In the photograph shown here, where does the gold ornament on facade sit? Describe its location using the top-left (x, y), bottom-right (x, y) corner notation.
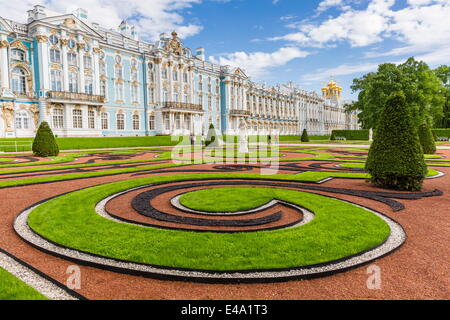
top-left (116, 78), bottom-right (124, 84)
top-left (36, 35), bottom-right (48, 43)
top-left (63, 18), bottom-right (77, 29)
top-left (100, 75), bottom-right (107, 81)
top-left (153, 58), bottom-right (162, 64)
top-left (93, 47), bottom-right (101, 54)
top-left (0, 40), bottom-right (9, 48)
top-left (11, 39), bottom-right (27, 50)
top-left (167, 61), bottom-right (173, 67)
top-left (68, 66), bottom-right (78, 73)
top-left (77, 43), bottom-right (85, 50)
top-left (51, 64), bottom-right (61, 70)
top-left (85, 69), bottom-right (92, 75)
top-left (131, 80), bottom-right (139, 86)
top-left (165, 31), bottom-right (183, 56)
top-left (60, 39), bottom-right (68, 46)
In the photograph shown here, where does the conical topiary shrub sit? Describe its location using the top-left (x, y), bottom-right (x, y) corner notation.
top-left (418, 123), bottom-right (436, 154)
top-left (365, 92), bottom-right (427, 191)
top-left (300, 129), bottom-right (309, 142)
top-left (330, 131), bottom-right (336, 141)
top-left (205, 123), bottom-right (222, 147)
top-left (32, 121), bottom-right (59, 157)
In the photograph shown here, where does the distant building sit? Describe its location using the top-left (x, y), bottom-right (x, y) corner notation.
top-left (0, 5), bottom-right (359, 138)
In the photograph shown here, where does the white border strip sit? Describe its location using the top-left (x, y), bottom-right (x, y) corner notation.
top-left (0, 251), bottom-right (78, 300)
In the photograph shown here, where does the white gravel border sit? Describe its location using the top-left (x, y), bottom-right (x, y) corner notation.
top-left (14, 192), bottom-right (406, 282)
top-left (0, 250), bottom-right (78, 300)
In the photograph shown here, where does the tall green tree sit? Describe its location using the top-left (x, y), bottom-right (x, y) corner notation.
top-left (348, 58), bottom-right (446, 129)
top-left (433, 65), bottom-right (450, 128)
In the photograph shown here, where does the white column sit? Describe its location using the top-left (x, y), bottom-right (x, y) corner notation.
top-left (79, 48), bottom-right (85, 93)
top-left (93, 49), bottom-right (100, 95)
top-left (61, 42), bottom-right (69, 92)
top-left (36, 36), bottom-right (50, 91)
top-left (0, 35), bottom-right (10, 90)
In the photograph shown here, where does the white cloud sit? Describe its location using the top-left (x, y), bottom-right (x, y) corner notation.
top-left (317, 0), bottom-right (344, 13)
top-left (270, 0), bottom-right (450, 64)
top-left (271, 0), bottom-right (395, 47)
top-left (0, 0), bottom-right (204, 40)
top-left (209, 47), bottom-right (310, 78)
top-left (300, 62), bottom-right (379, 82)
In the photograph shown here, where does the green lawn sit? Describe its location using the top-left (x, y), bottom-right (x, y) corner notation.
top-left (28, 173), bottom-right (390, 271)
top-left (0, 268), bottom-right (48, 300)
top-left (180, 187), bottom-right (274, 212)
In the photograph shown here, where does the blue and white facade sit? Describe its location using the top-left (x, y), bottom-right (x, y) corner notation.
top-left (0, 5), bottom-right (358, 138)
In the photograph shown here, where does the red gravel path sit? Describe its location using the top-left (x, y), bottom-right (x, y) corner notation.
top-left (0, 149), bottom-right (448, 300)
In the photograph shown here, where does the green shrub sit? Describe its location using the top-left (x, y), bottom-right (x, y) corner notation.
top-left (331, 129), bottom-right (370, 140)
top-left (300, 129), bottom-right (309, 142)
top-left (330, 131), bottom-right (336, 141)
top-left (205, 123), bottom-right (220, 147)
top-left (432, 128), bottom-right (450, 139)
top-left (418, 123), bottom-right (436, 154)
top-left (365, 92), bottom-right (427, 191)
top-left (32, 121), bottom-right (59, 157)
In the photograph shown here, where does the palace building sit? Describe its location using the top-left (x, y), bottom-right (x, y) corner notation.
top-left (0, 5), bottom-right (359, 138)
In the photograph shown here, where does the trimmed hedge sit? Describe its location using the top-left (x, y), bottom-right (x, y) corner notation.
top-left (365, 92), bottom-right (427, 191)
top-left (32, 121), bottom-right (59, 157)
top-left (418, 123), bottom-right (436, 154)
top-left (300, 129), bottom-right (310, 142)
top-left (432, 129), bottom-right (450, 139)
top-left (332, 128), bottom-right (450, 141)
top-left (330, 129), bottom-right (370, 140)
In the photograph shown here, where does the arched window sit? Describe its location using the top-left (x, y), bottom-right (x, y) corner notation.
top-left (115, 83), bottom-right (124, 101)
top-left (132, 114), bottom-right (140, 130)
top-left (11, 49), bottom-right (25, 61)
top-left (116, 113), bottom-right (125, 130)
top-left (50, 69), bottom-right (62, 91)
top-left (131, 85), bottom-right (139, 103)
top-left (68, 72), bottom-right (78, 93)
top-left (84, 75), bottom-right (93, 95)
top-left (15, 110), bottom-right (30, 129)
top-left (53, 108), bottom-right (64, 129)
top-left (115, 65), bottom-right (123, 79)
top-left (173, 90), bottom-right (179, 102)
top-left (163, 88), bottom-right (168, 102)
top-left (131, 69), bottom-right (138, 82)
top-left (101, 112), bottom-right (109, 130)
top-left (67, 52), bottom-right (77, 66)
top-left (50, 49), bottom-right (61, 63)
top-left (88, 109), bottom-right (95, 129)
top-left (72, 109), bottom-right (83, 129)
top-left (148, 114), bottom-right (155, 130)
top-left (162, 67), bottom-right (168, 79)
top-left (99, 61), bottom-right (106, 75)
top-left (11, 67), bottom-right (27, 94)
top-left (172, 69), bottom-right (178, 81)
top-left (83, 55), bottom-right (92, 69)
top-left (148, 71), bottom-right (154, 83)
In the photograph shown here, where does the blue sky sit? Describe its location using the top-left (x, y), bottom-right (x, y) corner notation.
top-left (3, 0), bottom-right (449, 99)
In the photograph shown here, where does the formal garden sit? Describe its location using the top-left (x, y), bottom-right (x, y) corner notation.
top-left (1, 58), bottom-right (449, 300)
